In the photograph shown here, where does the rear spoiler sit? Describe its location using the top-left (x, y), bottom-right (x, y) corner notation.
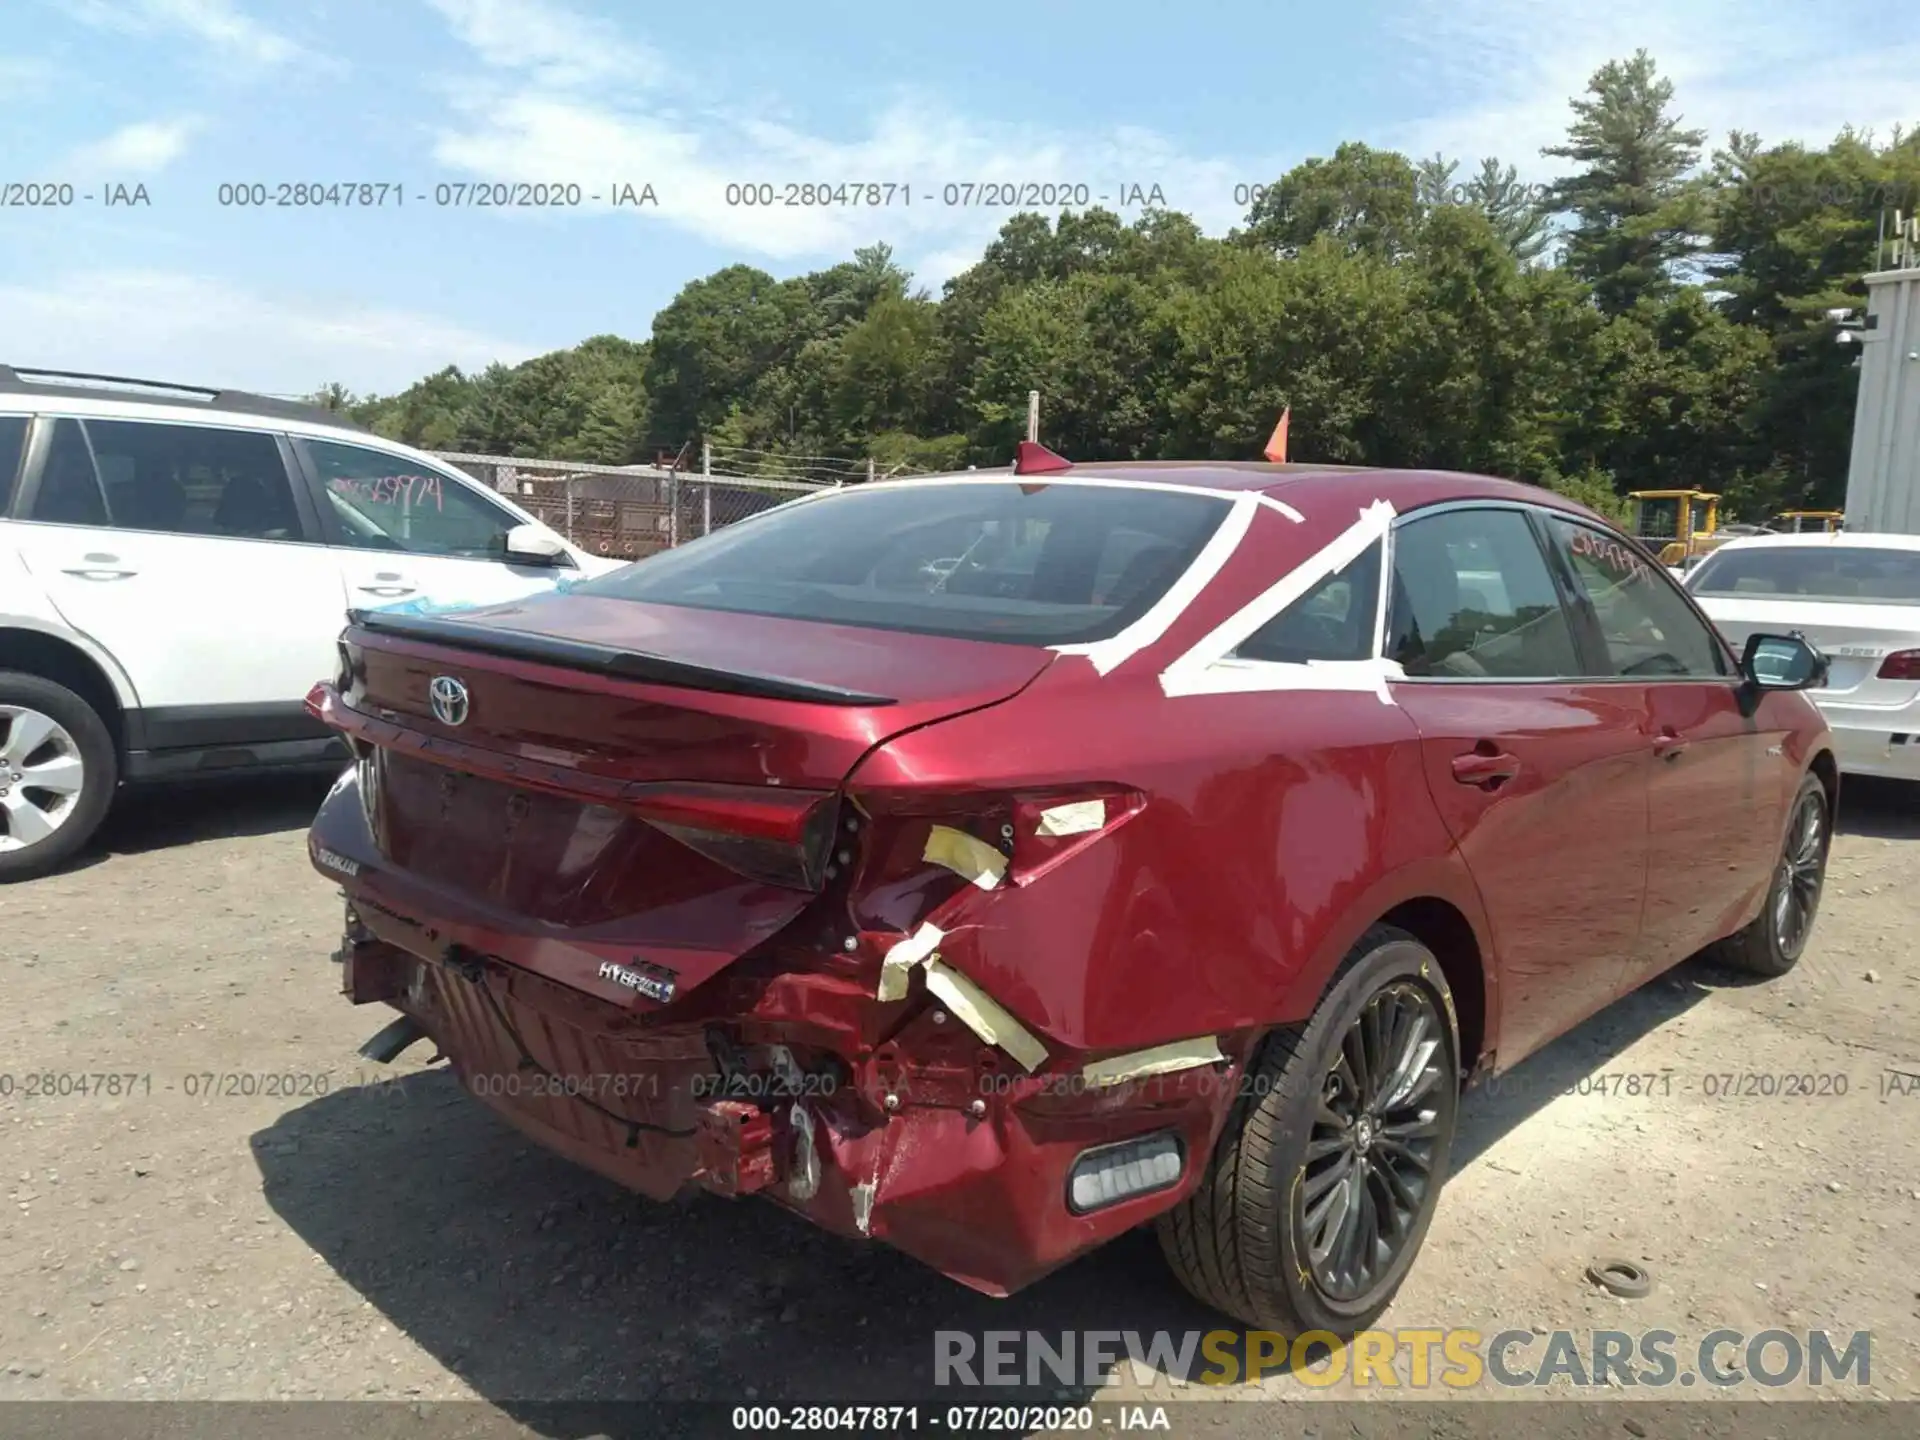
top-left (347, 609), bottom-right (897, 707)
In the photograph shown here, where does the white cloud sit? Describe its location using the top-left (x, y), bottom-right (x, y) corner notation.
top-left (0, 271), bottom-right (538, 395)
top-left (1387, 0), bottom-right (1919, 181)
top-left (65, 0), bottom-right (299, 67)
top-left (65, 117), bottom-right (202, 174)
top-left (423, 0), bottom-right (1262, 280)
top-left (425, 0), bottom-right (663, 87)
top-left (0, 56), bottom-right (55, 99)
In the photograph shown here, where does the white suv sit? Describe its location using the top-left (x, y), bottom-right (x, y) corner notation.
top-left (0, 365), bottom-right (621, 881)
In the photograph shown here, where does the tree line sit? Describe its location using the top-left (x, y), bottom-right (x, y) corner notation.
top-left (332, 52), bottom-right (1920, 523)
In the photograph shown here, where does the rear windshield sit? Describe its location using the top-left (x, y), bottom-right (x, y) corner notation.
top-left (575, 480), bottom-right (1232, 645)
top-left (1688, 545), bottom-right (1920, 605)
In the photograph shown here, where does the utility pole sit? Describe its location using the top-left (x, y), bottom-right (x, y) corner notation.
top-left (701, 439), bottom-right (712, 536)
top-left (867, 456), bottom-right (875, 485)
top-left (1026, 390), bottom-right (1040, 442)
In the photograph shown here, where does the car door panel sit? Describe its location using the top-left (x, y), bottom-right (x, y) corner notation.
top-left (1639, 682), bottom-right (1779, 966)
top-left (1541, 512), bottom-right (1783, 979)
top-left (9, 417), bottom-right (346, 713)
top-left (1393, 682), bottom-right (1652, 1064)
top-left (1383, 505), bottom-right (1652, 1068)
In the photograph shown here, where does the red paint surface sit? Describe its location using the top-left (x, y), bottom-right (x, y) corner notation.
top-left (307, 464), bottom-right (1832, 1297)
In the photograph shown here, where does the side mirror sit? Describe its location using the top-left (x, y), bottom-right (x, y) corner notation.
top-left (504, 523), bottom-right (572, 567)
top-left (1740, 632), bottom-right (1828, 691)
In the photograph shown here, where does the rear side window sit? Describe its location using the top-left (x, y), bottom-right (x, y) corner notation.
top-left (576, 481), bottom-right (1232, 645)
top-left (30, 418), bottom-right (302, 539)
top-left (86, 420), bottom-right (303, 539)
top-left (32, 419), bottom-right (109, 526)
top-left (0, 416), bottom-right (26, 514)
top-left (1387, 508), bottom-right (1580, 679)
top-left (1235, 541), bottom-right (1382, 663)
top-left (1688, 544), bottom-right (1920, 605)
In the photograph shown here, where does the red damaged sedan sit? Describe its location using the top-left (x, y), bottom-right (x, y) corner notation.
top-left (305, 452), bottom-right (1835, 1334)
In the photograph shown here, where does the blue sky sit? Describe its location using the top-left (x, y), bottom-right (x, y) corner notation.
top-left (1, 0), bottom-right (1912, 397)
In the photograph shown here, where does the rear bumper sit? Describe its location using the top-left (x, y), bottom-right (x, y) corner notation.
top-left (312, 786), bottom-right (1243, 1298)
top-left (1823, 716), bottom-right (1920, 783)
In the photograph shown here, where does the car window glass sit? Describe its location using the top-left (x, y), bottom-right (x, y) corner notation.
top-left (575, 481), bottom-right (1231, 646)
top-left (1688, 544), bottom-right (1920, 605)
top-left (30, 418), bottom-right (110, 527)
top-left (1387, 509), bottom-right (1580, 679)
top-left (1547, 515), bottom-right (1726, 677)
top-left (1235, 540), bottom-right (1382, 663)
top-left (0, 416), bottom-right (26, 514)
top-left (76, 420), bottom-right (302, 540)
top-left (310, 441), bottom-right (515, 559)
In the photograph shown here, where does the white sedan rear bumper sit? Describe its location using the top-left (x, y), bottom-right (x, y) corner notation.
top-left (1824, 713), bottom-right (1920, 783)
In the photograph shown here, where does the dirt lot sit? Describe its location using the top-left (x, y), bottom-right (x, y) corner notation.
top-left (2, 772), bottom-right (1918, 1434)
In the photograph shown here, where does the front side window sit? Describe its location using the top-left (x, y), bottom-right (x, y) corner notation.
top-left (1235, 541), bottom-right (1382, 664)
top-left (576, 481), bottom-right (1232, 646)
top-left (1387, 508), bottom-right (1580, 679)
top-left (1546, 516), bottom-right (1726, 677)
top-left (1688, 544), bottom-right (1920, 606)
top-left (309, 441), bottom-right (517, 560)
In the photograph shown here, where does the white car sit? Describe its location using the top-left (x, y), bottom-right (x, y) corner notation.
top-left (1686, 530), bottom-right (1920, 783)
top-left (0, 365), bottom-right (622, 880)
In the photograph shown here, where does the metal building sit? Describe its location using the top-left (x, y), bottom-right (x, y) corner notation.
top-left (1843, 250), bottom-right (1920, 533)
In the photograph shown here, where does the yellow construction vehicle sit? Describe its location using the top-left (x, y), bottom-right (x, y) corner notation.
top-left (1773, 509), bottom-right (1844, 534)
top-left (1628, 489), bottom-right (1721, 568)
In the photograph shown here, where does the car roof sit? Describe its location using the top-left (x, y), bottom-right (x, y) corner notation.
top-left (1706, 531), bottom-right (1920, 554)
top-left (1006, 460), bottom-right (1602, 521)
top-left (0, 364), bottom-right (367, 435)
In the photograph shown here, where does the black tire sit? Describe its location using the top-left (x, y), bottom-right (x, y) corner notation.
top-left (1711, 771), bottom-right (1829, 978)
top-left (1157, 925), bottom-right (1460, 1333)
top-left (0, 670), bottom-right (117, 883)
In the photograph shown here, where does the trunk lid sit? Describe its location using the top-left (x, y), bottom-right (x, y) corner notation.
top-left (332, 593), bottom-right (1052, 993)
top-left (1700, 596), bottom-right (1920, 701)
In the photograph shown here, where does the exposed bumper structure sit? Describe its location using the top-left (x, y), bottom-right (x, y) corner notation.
top-left (314, 776), bottom-right (1245, 1297)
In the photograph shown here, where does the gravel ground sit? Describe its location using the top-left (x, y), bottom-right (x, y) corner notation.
top-left (1, 772), bottom-right (1917, 1435)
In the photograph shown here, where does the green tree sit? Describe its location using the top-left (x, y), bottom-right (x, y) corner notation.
top-left (643, 265), bottom-right (811, 445)
top-left (1241, 142), bottom-right (1426, 259)
top-left (1544, 50), bottom-right (1707, 313)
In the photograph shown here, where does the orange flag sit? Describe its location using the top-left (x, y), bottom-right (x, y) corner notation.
top-left (1264, 407), bottom-right (1290, 463)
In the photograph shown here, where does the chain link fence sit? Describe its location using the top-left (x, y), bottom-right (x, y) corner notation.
top-left (430, 452), bottom-right (832, 562)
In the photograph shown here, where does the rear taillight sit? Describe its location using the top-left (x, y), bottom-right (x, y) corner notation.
top-left (1878, 650), bottom-right (1920, 680)
top-left (625, 782), bottom-right (839, 891)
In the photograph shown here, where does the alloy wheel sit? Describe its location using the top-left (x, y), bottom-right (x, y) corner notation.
top-left (0, 706), bottom-right (88, 855)
top-left (1300, 980), bottom-right (1449, 1302)
top-left (1772, 789), bottom-right (1826, 961)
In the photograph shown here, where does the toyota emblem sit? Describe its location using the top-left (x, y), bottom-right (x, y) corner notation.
top-left (428, 675), bottom-right (470, 727)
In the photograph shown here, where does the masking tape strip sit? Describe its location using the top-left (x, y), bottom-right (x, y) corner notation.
top-left (1036, 799), bottom-right (1105, 836)
top-left (923, 825), bottom-right (1008, 890)
top-left (1159, 498), bottom-right (1398, 701)
top-left (923, 959), bottom-right (1049, 1073)
top-left (1080, 1036), bottom-right (1227, 1088)
top-left (1052, 493), bottom-right (1261, 676)
top-left (876, 921), bottom-right (944, 1002)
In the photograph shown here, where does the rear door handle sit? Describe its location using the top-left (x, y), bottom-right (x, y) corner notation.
top-left (61, 552), bottom-right (138, 581)
top-left (356, 585), bottom-right (417, 598)
top-left (1451, 749), bottom-right (1520, 789)
top-left (1653, 729), bottom-right (1688, 760)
